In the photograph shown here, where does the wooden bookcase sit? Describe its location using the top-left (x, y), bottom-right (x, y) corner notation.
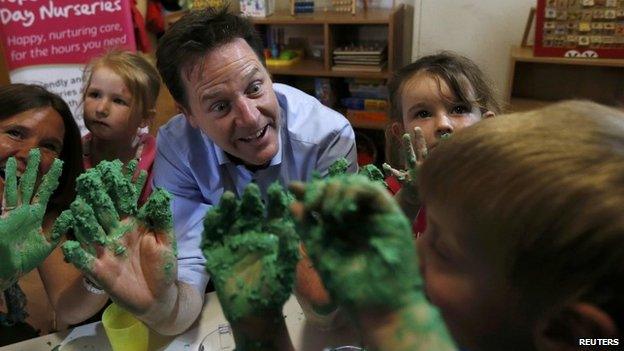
top-left (507, 46), bottom-right (624, 112)
top-left (252, 5), bottom-right (410, 130)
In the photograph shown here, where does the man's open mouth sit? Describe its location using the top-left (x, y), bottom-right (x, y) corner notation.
top-left (239, 125), bottom-right (269, 142)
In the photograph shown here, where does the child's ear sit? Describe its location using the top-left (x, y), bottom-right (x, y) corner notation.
top-left (534, 303), bottom-right (619, 351)
top-left (389, 121), bottom-right (405, 137)
top-left (483, 110), bottom-right (495, 119)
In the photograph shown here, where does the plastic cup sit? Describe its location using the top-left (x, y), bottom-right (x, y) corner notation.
top-left (102, 303), bottom-right (149, 351)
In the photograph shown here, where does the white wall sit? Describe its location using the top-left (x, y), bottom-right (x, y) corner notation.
top-left (410, 0), bottom-right (535, 106)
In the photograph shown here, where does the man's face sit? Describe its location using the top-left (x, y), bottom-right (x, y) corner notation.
top-left (180, 38), bottom-right (280, 166)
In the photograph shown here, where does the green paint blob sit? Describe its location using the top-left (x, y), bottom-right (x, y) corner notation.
top-left (358, 164), bottom-right (386, 184)
top-left (202, 182), bottom-right (299, 323)
top-left (328, 157), bottom-right (349, 177)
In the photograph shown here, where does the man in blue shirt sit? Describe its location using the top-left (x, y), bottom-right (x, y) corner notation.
top-left (132, 7), bottom-right (356, 334)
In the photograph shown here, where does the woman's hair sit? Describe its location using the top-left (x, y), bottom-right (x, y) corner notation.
top-left (388, 51), bottom-right (501, 123)
top-left (420, 100), bottom-right (624, 330)
top-left (0, 84), bottom-right (83, 212)
top-left (83, 50), bottom-right (161, 126)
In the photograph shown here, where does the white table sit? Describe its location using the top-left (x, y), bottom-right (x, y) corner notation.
top-left (0, 292), bottom-right (362, 351)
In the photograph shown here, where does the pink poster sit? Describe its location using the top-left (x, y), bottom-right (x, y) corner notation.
top-left (0, 0), bottom-right (136, 70)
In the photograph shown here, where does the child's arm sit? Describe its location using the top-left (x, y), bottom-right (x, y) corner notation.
top-left (383, 127), bottom-right (428, 221)
top-left (291, 175), bottom-right (455, 351)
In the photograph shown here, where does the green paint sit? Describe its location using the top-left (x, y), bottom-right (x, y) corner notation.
top-left (328, 157), bottom-right (349, 177)
top-left (0, 151), bottom-right (63, 290)
top-left (294, 174), bottom-right (456, 350)
top-left (61, 161), bottom-right (177, 283)
top-left (358, 164), bottom-right (386, 184)
top-left (201, 183), bottom-right (299, 324)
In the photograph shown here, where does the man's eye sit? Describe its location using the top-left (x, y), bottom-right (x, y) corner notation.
top-left (247, 83), bottom-right (262, 95)
top-left (6, 130), bottom-right (22, 138)
top-left (211, 102), bottom-right (229, 112)
top-left (42, 143), bottom-right (61, 153)
top-left (415, 110), bottom-right (431, 119)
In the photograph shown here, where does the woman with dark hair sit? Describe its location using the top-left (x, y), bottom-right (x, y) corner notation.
top-left (0, 84), bottom-right (107, 345)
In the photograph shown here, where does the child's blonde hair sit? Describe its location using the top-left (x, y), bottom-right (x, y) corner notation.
top-left (421, 100), bottom-right (624, 330)
top-left (83, 50), bottom-right (161, 126)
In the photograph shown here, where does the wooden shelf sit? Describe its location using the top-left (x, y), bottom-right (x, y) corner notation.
top-left (267, 58), bottom-right (389, 78)
top-left (251, 8), bottom-right (397, 25)
top-left (511, 46), bottom-right (624, 68)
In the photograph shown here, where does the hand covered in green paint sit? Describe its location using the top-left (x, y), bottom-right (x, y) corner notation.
top-left (290, 174), bottom-right (454, 350)
top-left (201, 183), bottom-right (299, 323)
top-left (383, 127), bottom-right (427, 196)
top-left (0, 149), bottom-right (63, 290)
top-left (58, 160), bottom-right (176, 314)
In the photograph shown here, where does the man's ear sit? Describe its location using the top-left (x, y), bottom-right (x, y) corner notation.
top-left (483, 110), bottom-right (495, 119)
top-left (177, 102), bottom-right (197, 128)
top-left (534, 303), bottom-right (619, 351)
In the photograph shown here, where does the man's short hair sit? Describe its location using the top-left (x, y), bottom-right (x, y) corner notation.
top-left (156, 6), bottom-right (265, 110)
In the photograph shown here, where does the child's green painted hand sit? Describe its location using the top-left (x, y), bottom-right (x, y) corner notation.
top-left (291, 174), bottom-right (455, 350)
top-left (382, 127), bottom-right (427, 198)
top-left (290, 174), bottom-right (420, 311)
top-left (0, 149), bottom-right (63, 290)
top-left (201, 182), bottom-right (299, 323)
top-left (58, 161), bottom-right (176, 314)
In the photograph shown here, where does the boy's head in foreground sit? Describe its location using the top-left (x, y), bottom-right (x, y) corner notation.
top-left (419, 100), bottom-right (623, 350)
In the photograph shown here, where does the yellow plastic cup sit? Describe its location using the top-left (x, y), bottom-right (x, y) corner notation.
top-left (102, 303), bottom-right (149, 351)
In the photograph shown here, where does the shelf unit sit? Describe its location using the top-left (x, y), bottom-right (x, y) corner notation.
top-left (507, 46), bottom-right (624, 113)
top-left (251, 5), bottom-right (409, 130)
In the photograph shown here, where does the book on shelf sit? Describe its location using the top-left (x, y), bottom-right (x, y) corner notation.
top-left (332, 62), bottom-right (387, 72)
top-left (346, 109), bottom-right (388, 123)
top-left (340, 97), bottom-right (388, 110)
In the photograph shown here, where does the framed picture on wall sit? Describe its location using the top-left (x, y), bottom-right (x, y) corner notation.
top-left (534, 0), bottom-right (624, 58)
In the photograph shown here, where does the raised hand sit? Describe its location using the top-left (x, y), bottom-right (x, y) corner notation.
top-left (201, 182), bottom-right (299, 324)
top-left (59, 160), bottom-right (176, 314)
top-left (290, 174), bottom-right (455, 351)
top-left (0, 149), bottom-right (63, 290)
top-left (383, 127), bottom-right (427, 194)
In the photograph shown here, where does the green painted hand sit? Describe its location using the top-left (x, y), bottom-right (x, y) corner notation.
top-left (382, 127), bottom-right (427, 198)
top-left (291, 174), bottom-right (420, 311)
top-left (201, 182), bottom-right (299, 323)
top-left (59, 160), bottom-right (176, 314)
top-left (0, 149), bottom-right (63, 290)
top-left (291, 174), bottom-right (455, 350)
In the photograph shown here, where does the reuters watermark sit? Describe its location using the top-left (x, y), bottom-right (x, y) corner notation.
top-left (578, 338), bottom-right (619, 347)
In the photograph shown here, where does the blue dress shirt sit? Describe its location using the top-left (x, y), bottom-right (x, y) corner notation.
top-left (153, 83), bottom-right (357, 293)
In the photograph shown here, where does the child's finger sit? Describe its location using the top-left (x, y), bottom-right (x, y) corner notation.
top-left (203, 191), bottom-right (237, 245)
top-left (3, 157), bottom-right (18, 210)
top-left (236, 183), bottom-right (264, 232)
top-left (76, 170), bottom-right (120, 233)
top-left (139, 189), bottom-right (177, 256)
top-left (133, 170), bottom-right (148, 198)
top-left (413, 127), bottom-right (428, 163)
top-left (32, 159), bottom-right (63, 207)
top-left (70, 197), bottom-right (108, 247)
top-left (50, 209), bottom-right (74, 245)
top-left (20, 149), bottom-right (40, 204)
top-left (267, 182), bottom-right (289, 220)
top-left (61, 240), bottom-right (96, 275)
top-left (402, 133), bottom-right (417, 170)
top-left (124, 159), bottom-right (138, 182)
top-left (97, 161), bottom-right (138, 217)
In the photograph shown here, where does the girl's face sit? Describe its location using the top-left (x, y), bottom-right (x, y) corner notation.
top-left (0, 106), bottom-right (64, 180)
top-left (84, 66), bottom-right (142, 141)
top-left (400, 71), bottom-right (494, 151)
